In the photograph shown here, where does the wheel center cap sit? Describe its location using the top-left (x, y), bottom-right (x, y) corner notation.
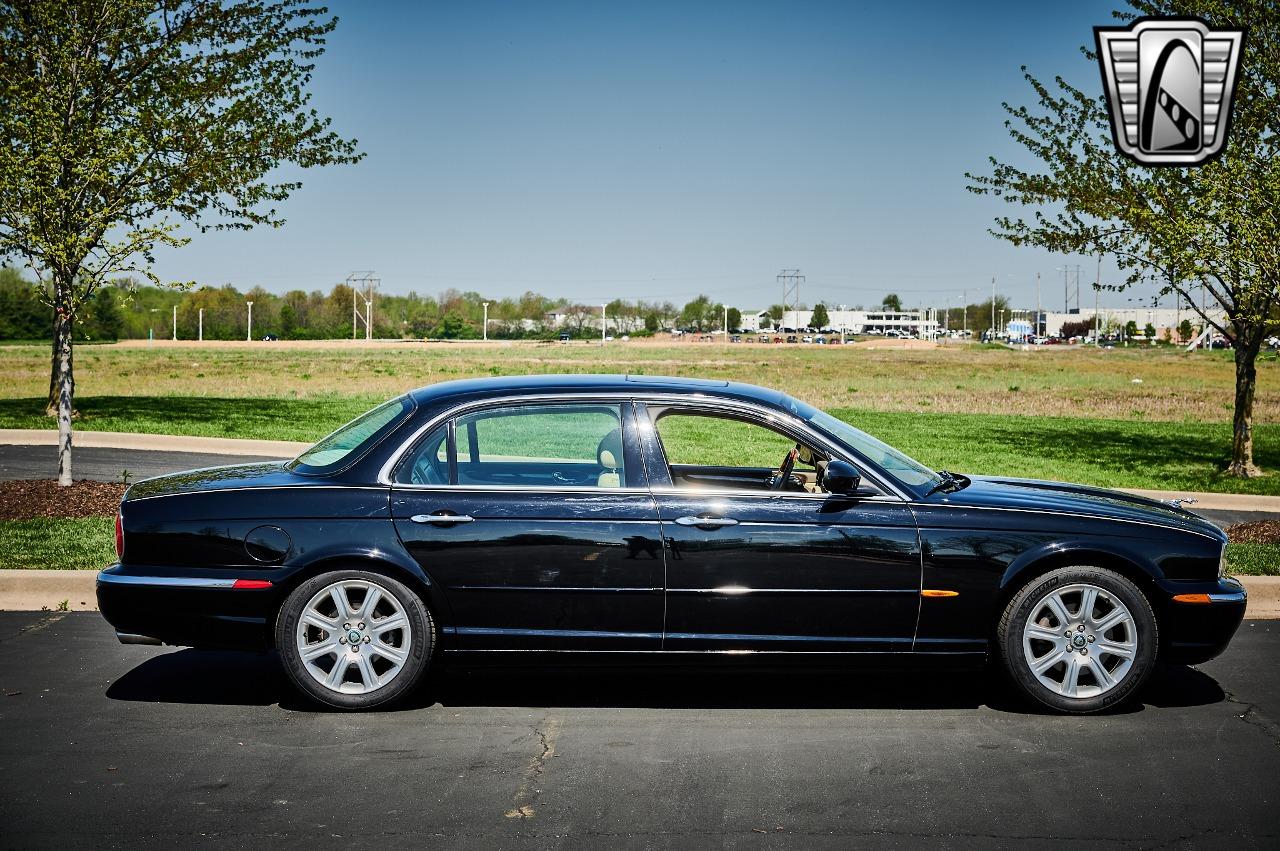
top-left (1072, 633), bottom-right (1087, 648)
top-left (347, 629), bottom-right (363, 644)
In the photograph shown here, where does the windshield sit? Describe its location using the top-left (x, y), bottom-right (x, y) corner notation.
top-left (290, 395), bottom-right (415, 475)
top-left (798, 404), bottom-right (943, 491)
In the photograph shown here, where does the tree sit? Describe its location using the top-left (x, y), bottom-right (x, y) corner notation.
top-left (759, 313), bottom-right (772, 330)
top-left (810, 303), bottom-right (830, 329)
top-left (882, 294), bottom-right (902, 312)
top-left (1179, 319), bottom-right (1195, 342)
top-left (1125, 320), bottom-right (1139, 340)
top-left (726, 307), bottom-right (742, 332)
top-left (680, 295), bottom-right (715, 331)
top-left (768, 304), bottom-right (784, 322)
top-left (1143, 322), bottom-right (1157, 341)
top-left (966, 0), bottom-right (1279, 476)
top-left (0, 1), bottom-right (361, 484)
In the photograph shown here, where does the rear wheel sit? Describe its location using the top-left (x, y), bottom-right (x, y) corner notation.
top-left (998, 566), bottom-right (1157, 714)
top-left (276, 570), bottom-right (433, 710)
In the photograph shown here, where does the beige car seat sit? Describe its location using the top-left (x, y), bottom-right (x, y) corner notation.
top-left (597, 428), bottom-right (623, 488)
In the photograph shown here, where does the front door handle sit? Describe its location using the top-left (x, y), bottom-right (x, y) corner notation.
top-left (674, 514), bottom-right (739, 529)
top-left (410, 512), bottom-right (475, 525)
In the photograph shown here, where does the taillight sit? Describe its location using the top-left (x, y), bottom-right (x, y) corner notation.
top-left (115, 512), bottom-right (124, 560)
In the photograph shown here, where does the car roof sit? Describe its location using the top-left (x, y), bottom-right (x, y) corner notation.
top-left (407, 373), bottom-right (799, 412)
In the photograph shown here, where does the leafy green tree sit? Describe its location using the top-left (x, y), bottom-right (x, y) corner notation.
top-left (768, 304), bottom-right (784, 322)
top-left (1143, 322), bottom-right (1156, 341)
top-left (1179, 319), bottom-right (1195, 342)
top-left (759, 313), bottom-right (772, 330)
top-left (810, 303), bottom-right (830, 329)
top-left (1125, 321), bottom-right (1139, 339)
top-left (726, 307), bottom-right (742, 332)
top-left (882, 294), bottom-right (902, 312)
top-left (0, 1), bottom-right (361, 483)
top-left (680, 295), bottom-right (714, 331)
top-left (87, 287), bottom-right (124, 340)
top-left (967, 0), bottom-right (1279, 476)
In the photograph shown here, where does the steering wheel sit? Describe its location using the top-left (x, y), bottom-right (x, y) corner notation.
top-left (770, 445), bottom-right (800, 491)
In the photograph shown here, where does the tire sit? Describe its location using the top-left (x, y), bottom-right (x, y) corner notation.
top-left (997, 566), bottom-right (1157, 714)
top-left (276, 570), bottom-right (433, 710)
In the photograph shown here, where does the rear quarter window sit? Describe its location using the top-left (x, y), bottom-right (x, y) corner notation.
top-left (290, 396), bottom-right (415, 475)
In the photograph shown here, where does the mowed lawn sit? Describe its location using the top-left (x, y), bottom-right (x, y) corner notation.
top-left (0, 340), bottom-right (1277, 495)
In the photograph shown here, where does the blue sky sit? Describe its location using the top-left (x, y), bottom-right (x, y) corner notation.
top-left (149, 0), bottom-right (1165, 311)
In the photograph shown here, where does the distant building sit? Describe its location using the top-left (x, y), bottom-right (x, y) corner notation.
top-left (739, 308), bottom-right (939, 337)
top-left (1042, 307), bottom-right (1226, 340)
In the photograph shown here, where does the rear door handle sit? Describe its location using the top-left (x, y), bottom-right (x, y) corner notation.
top-left (674, 515), bottom-right (739, 529)
top-left (410, 512), bottom-right (475, 525)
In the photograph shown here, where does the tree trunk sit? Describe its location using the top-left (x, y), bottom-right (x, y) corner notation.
top-left (1228, 340), bottom-right (1261, 477)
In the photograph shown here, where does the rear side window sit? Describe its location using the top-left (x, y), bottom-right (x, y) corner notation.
top-left (291, 396), bottom-right (415, 475)
top-left (397, 403), bottom-right (628, 489)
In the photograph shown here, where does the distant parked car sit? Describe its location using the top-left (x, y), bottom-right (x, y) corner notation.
top-left (262, 334), bottom-right (278, 341)
top-left (785, 335), bottom-right (799, 344)
top-left (559, 332), bottom-right (571, 342)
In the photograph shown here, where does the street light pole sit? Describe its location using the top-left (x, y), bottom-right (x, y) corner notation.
top-left (601, 304), bottom-right (607, 345)
top-left (246, 301), bottom-right (254, 342)
top-left (482, 302), bottom-right (490, 341)
top-left (198, 308), bottom-right (203, 342)
top-left (172, 304), bottom-right (177, 341)
top-left (723, 305), bottom-right (728, 346)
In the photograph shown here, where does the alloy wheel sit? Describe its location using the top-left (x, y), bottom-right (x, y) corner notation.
top-left (1021, 582), bottom-right (1137, 699)
top-left (295, 578), bottom-right (413, 695)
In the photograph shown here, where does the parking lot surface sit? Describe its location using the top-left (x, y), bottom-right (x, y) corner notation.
top-left (0, 612), bottom-right (1277, 849)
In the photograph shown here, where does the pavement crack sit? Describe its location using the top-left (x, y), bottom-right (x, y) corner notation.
top-left (0, 611), bottom-right (66, 644)
top-left (1222, 686), bottom-right (1280, 749)
top-left (504, 715), bottom-right (560, 820)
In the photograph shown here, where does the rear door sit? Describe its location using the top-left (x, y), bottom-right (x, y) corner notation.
top-left (390, 400), bottom-right (665, 651)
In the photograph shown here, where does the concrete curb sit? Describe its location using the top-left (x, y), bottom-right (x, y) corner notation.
top-left (0, 429), bottom-right (308, 457)
top-left (2, 568), bottom-right (1277, 618)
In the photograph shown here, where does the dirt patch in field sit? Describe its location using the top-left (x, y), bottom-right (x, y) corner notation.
top-left (0, 480), bottom-right (126, 520)
top-left (1226, 519), bottom-right (1280, 545)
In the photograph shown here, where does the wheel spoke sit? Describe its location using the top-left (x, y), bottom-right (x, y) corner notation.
top-left (329, 587), bottom-right (352, 621)
top-left (326, 655), bottom-right (349, 688)
top-left (353, 652), bottom-right (378, 689)
top-left (1045, 594), bottom-right (1072, 628)
top-left (371, 641), bottom-right (407, 665)
top-left (301, 640), bottom-right (338, 662)
top-left (1088, 654), bottom-right (1115, 689)
top-left (1025, 625), bottom-right (1062, 644)
top-left (1092, 608), bottom-right (1129, 636)
top-left (1095, 640), bottom-right (1136, 660)
top-left (371, 615), bottom-right (408, 636)
top-left (1078, 587), bottom-right (1099, 621)
top-left (301, 612), bottom-right (337, 633)
top-left (1061, 656), bottom-right (1082, 697)
top-left (1032, 649), bottom-right (1067, 675)
top-left (359, 587), bottom-right (382, 621)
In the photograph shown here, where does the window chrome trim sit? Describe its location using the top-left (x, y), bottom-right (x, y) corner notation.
top-left (379, 390), bottom-right (912, 501)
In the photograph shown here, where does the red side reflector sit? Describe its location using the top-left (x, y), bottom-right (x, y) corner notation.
top-left (115, 513), bottom-right (124, 560)
top-left (232, 579), bottom-right (273, 590)
top-left (1172, 593), bottom-right (1212, 604)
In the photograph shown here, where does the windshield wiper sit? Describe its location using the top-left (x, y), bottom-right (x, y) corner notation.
top-left (925, 470), bottom-right (968, 497)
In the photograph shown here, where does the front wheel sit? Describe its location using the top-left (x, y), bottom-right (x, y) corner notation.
top-left (276, 570), bottom-right (433, 710)
top-left (998, 566), bottom-right (1157, 714)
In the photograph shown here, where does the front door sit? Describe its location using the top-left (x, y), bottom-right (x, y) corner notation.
top-left (640, 403), bottom-right (921, 652)
top-left (391, 401), bottom-right (664, 651)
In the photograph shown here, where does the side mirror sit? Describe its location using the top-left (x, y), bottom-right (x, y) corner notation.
top-left (824, 459), bottom-right (862, 496)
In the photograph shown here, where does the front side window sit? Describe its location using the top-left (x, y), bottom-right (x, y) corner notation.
top-left (653, 410), bottom-right (830, 494)
top-left (291, 396), bottom-right (414, 475)
top-left (397, 403), bottom-right (628, 489)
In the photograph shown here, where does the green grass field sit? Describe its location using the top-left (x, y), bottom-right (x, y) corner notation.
top-left (0, 340), bottom-right (1276, 494)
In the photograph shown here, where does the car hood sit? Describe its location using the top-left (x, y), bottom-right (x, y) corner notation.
top-left (935, 475), bottom-right (1226, 542)
top-left (124, 461), bottom-right (301, 501)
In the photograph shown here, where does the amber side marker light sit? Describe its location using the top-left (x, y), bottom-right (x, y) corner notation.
top-left (1172, 593), bottom-right (1213, 604)
top-left (921, 589), bottom-right (959, 598)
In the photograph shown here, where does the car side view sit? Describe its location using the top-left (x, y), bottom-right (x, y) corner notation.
top-left (97, 375), bottom-right (1247, 712)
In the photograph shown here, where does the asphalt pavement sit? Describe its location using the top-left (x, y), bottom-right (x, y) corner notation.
top-left (0, 611), bottom-right (1277, 849)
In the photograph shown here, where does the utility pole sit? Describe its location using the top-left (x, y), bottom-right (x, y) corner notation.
top-left (1035, 273), bottom-right (1041, 337)
top-left (1094, 255), bottom-right (1102, 345)
top-left (347, 271), bottom-right (379, 341)
top-left (482, 302), bottom-right (490, 341)
top-left (990, 277), bottom-right (997, 337)
top-left (723, 304), bottom-right (729, 345)
top-left (601, 304), bottom-right (607, 345)
top-left (778, 269), bottom-right (803, 328)
top-left (172, 304), bottom-right (177, 341)
top-left (962, 290), bottom-right (967, 336)
top-left (246, 301), bottom-right (254, 342)
top-left (198, 308), bottom-right (203, 342)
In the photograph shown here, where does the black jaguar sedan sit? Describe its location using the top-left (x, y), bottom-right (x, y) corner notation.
top-left (98, 375), bottom-right (1246, 712)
